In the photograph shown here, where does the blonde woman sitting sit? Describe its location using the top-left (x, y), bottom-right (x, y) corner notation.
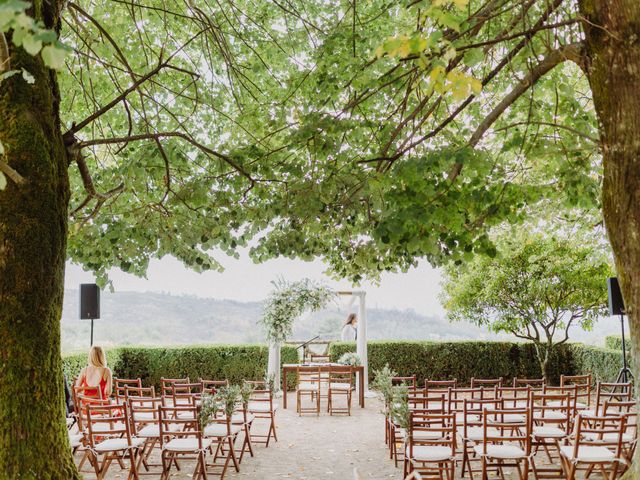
top-left (75, 345), bottom-right (112, 400)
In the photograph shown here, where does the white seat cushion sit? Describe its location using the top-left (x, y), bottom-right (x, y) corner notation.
top-left (329, 383), bottom-right (352, 391)
top-left (474, 444), bottom-right (527, 459)
top-left (400, 429), bottom-right (444, 441)
top-left (91, 422), bottom-right (125, 433)
top-left (133, 411), bottom-right (156, 421)
top-left (66, 417), bottom-right (75, 427)
top-left (560, 445), bottom-right (616, 462)
top-left (407, 445), bottom-right (454, 462)
top-left (532, 426), bottom-right (567, 438)
top-left (94, 437), bottom-right (145, 452)
top-left (297, 382), bottom-right (320, 390)
top-left (176, 411), bottom-right (196, 420)
top-left (534, 411), bottom-right (567, 421)
top-left (204, 423), bottom-right (242, 437)
top-left (163, 438), bottom-right (213, 452)
top-left (461, 427), bottom-right (501, 442)
top-left (231, 413), bottom-right (254, 424)
top-left (248, 402), bottom-right (277, 413)
top-left (69, 433), bottom-right (84, 448)
top-left (489, 414), bottom-right (525, 424)
top-left (583, 432), bottom-right (634, 443)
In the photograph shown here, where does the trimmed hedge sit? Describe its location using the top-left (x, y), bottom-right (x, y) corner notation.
top-left (329, 341), bottom-right (624, 386)
top-left (63, 344), bottom-right (299, 390)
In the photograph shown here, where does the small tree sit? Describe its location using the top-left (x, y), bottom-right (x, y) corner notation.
top-left (441, 233), bottom-right (612, 379)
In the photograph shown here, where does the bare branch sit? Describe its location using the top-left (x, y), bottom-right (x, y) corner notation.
top-left (0, 33), bottom-right (10, 73)
top-left (0, 159), bottom-right (26, 185)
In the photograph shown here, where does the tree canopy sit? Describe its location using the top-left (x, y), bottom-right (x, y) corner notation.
top-left (441, 230), bottom-right (612, 376)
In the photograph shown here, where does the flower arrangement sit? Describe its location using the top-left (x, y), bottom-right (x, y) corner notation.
top-left (259, 278), bottom-right (334, 344)
top-left (338, 352), bottom-right (361, 366)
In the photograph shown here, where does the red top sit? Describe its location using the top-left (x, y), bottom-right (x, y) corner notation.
top-left (80, 375), bottom-right (108, 400)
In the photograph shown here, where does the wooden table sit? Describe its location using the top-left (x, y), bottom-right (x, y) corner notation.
top-left (281, 363), bottom-right (366, 409)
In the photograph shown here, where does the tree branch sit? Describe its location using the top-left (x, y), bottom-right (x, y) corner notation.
top-left (0, 33), bottom-right (10, 73)
top-left (0, 159), bottom-right (26, 185)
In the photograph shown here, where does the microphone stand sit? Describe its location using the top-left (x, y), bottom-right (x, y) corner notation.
top-left (297, 335), bottom-right (320, 363)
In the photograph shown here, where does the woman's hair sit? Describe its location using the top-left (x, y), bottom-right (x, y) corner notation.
top-left (345, 313), bottom-right (357, 326)
top-left (88, 345), bottom-right (107, 368)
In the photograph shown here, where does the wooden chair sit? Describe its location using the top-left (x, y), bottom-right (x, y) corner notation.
top-left (476, 406), bottom-right (532, 480)
top-left (560, 374), bottom-right (591, 409)
top-left (246, 381), bottom-right (278, 447)
top-left (203, 410), bottom-right (242, 479)
top-left (404, 411), bottom-right (456, 480)
top-left (603, 400), bottom-right (637, 470)
top-left (85, 403), bottom-right (143, 480)
top-left (460, 397), bottom-right (503, 479)
top-left (559, 413), bottom-right (626, 480)
top-left (470, 377), bottom-right (503, 388)
top-left (530, 392), bottom-right (572, 479)
top-left (128, 396), bottom-right (163, 473)
top-left (310, 353), bottom-right (331, 363)
top-left (543, 384), bottom-right (579, 420)
top-left (583, 382), bottom-right (632, 418)
top-left (296, 366), bottom-right (321, 415)
top-left (328, 365), bottom-right (354, 415)
top-left (200, 379), bottom-right (229, 396)
top-left (124, 385), bottom-right (155, 400)
top-left (160, 377), bottom-right (190, 403)
top-left (158, 405), bottom-right (211, 480)
top-left (232, 400), bottom-right (255, 463)
top-left (114, 377), bottom-right (142, 404)
top-left (513, 377), bottom-right (546, 389)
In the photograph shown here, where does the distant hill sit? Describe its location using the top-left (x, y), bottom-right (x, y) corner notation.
top-left (61, 289), bottom-right (488, 352)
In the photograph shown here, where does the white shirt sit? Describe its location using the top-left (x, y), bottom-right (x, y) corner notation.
top-left (341, 324), bottom-right (357, 342)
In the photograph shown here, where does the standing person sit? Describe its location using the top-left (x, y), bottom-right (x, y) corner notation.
top-left (75, 345), bottom-right (113, 399)
top-left (341, 313), bottom-right (358, 341)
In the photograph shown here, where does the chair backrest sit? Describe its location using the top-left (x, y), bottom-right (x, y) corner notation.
top-left (114, 377), bottom-right (142, 403)
top-left (530, 392), bottom-right (572, 435)
top-left (128, 396), bottom-right (163, 433)
top-left (310, 354), bottom-right (331, 363)
top-left (560, 374), bottom-right (591, 407)
top-left (246, 381), bottom-right (274, 410)
top-left (329, 365), bottom-right (354, 387)
top-left (470, 377), bottom-right (503, 388)
top-left (513, 377), bottom-right (546, 389)
top-left (171, 382), bottom-right (203, 407)
top-left (447, 387), bottom-right (491, 414)
top-left (391, 376), bottom-right (417, 388)
top-left (86, 403), bottom-right (132, 449)
top-left (75, 393), bottom-right (111, 432)
top-left (74, 384), bottom-right (104, 401)
top-left (200, 379), bottom-right (229, 396)
top-left (413, 393), bottom-right (446, 413)
top-left (425, 379), bottom-right (457, 390)
top-left (497, 386), bottom-right (531, 408)
top-left (408, 411), bottom-right (456, 459)
top-left (160, 377), bottom-right (190, 397)
top-left (124, 385), bottom-right (155, 400)
top-left (480, 407), bottom-right (531, 454)
top-left (462, 397), bottom-right (503, 434)
top-left (158, 405), bottom-right (204, 450)
top-left (594, 382), bottom-right (632, 413)
top-left (297, 366), bottom-right (322, 389)
top-left (542, 384), bottom-right (578, 411)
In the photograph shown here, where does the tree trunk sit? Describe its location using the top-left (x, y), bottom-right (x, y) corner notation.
top-left (0, 1), bottom-right (79, 477)
top-left (579, 0), bottom-right (640, 476)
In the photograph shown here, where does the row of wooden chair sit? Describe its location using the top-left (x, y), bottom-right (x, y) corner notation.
top-left (295, 365), bottom-right (355, 416)
top-left (68, 377), bottom-right (279, 479)
top-left (383, 375), bottom-right (635, 480)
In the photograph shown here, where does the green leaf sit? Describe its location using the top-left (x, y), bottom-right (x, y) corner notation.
top-left (463, 48), bottom-right (483, 67)
top-left (0, 172), bottom-right (6, 191)
top-left (41, 44), bottom-right (67, 69)
top-left (21, 34), bottom-right (42, 55)
top-left (21, 68), bottom-right (34, 84)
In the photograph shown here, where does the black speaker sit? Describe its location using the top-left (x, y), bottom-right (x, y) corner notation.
top-left (80, 283), bottom-right (100, 319)
top-left (608, 277), bottom-right (625, 316)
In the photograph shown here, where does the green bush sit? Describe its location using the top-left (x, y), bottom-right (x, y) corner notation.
top-left (604, 336), bottom-right (629, 351)
top-left (329, 341), bottom-right (623, 386)
top-left (62, 344), bottom-right (298, 390)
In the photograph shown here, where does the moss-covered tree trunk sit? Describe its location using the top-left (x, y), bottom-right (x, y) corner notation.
top-left (580, 0), bottom-right (640, 476)
top-left (0, 1), bottom-right (79, 478)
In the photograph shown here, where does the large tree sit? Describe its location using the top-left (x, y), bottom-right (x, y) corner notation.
top-left (441, 232), bottom-right (612, 378)
top-left (1, 0), bottom-right (640, 477)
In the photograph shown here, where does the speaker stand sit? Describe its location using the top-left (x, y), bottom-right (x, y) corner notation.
top-left (615, 314), bottom-right (633, 384)
top-left (90, 318), bottom-right (94, 347)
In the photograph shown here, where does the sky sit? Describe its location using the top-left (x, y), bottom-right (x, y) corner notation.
top-left (65, 250), bottom-right (447, 316)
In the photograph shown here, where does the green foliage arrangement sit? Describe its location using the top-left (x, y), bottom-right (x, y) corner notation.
top-left (215, 385), bottom-right (241, 418)
top-left (259, 278), bottom-right (335, 344)
top-left (370, 364), bottom-right (398, 413)
top-left (198, 393), bottom-right (219, 431)
top-left (240, 382), bottom-right (255, 406)
top-left (390, 386), bottom-right (410, 430)
top-left (441, 232), bottom-right (612, 378)
top-left (330, 340), bottom-right (623, 386)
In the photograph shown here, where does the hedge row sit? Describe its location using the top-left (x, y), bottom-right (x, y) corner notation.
top-left (63, 344), bottom-right (299, 390)
top-left (328, 341), bottom-right (624, 386)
